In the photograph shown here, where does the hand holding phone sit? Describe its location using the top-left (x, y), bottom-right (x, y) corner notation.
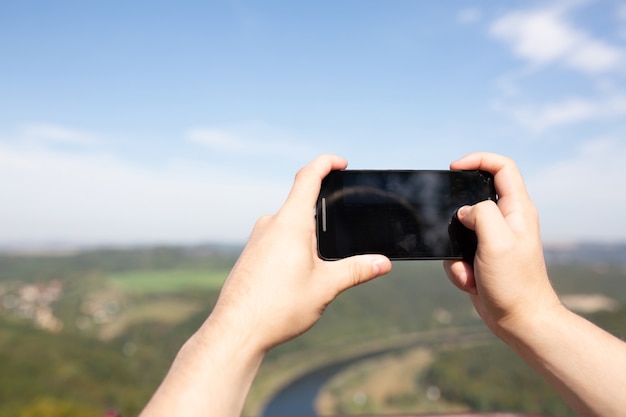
top-left (316, 170), bottom-right (497, 261)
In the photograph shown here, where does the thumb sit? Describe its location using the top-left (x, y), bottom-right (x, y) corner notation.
top-left (457, 200), bottom-right (508, 242)
top-left (326, 254), bottom-right (392, 294)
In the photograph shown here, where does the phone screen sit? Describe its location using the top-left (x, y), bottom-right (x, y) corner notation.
top-left (316, 170), bottom-right (496, 260)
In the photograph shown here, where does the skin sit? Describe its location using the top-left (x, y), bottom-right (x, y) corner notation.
top-left (444, 152), bottom-right (626, 417)
top-left (140, 152), bottom-right (626, 417)
top-left (138, 154), bottom-right (392, 417)
top-left (443, 152), bottom-right (560, 337)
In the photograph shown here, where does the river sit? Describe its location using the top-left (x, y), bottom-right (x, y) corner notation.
top-left (261, 348), bottom-right (394, 417)
top-left (261, 327), bottom-right (492, 417)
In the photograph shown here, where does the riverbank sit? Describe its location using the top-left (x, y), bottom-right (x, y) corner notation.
top-left (315, 345), bottom-right (479, 415)
top-left (245, 326), bottom-right (493, 416)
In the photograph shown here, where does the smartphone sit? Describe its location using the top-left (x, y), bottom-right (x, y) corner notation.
top-left (316, 170), bottom-right (497, 261)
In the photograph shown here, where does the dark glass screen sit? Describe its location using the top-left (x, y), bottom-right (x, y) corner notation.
top-left (317, 170), bottom-right (496, 260)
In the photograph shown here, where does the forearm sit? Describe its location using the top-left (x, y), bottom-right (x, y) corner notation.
top-left (139, 316), bottom-right (265, 417)
top-left (503, 305), bottom-right (626, 417)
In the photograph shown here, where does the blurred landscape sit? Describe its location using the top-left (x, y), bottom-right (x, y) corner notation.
top-left (0, 242), bottom-right (625, 417)
top-left (3, 2), bottom-right (626, 416)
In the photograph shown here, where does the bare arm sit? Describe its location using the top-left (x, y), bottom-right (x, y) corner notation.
top-left (444, 152), bottom-right (626, 417)
top-left (505, 301), bottom-right (626, 417)
top-left (139, 154), bottom-right (392, 417)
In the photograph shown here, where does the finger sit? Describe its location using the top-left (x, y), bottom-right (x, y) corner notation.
top-left (457, 202), bottom-right (504, 234)
top-left (450, 152), bottom-right (532, 216)
top-left (284, 154), bottom-right (348, 212)
top-left (457, 202), bottom-right (514, 248)
top-left (325, 254), bottom-right (392, 295)
top-left (442, 260), bottom-right (477, 294)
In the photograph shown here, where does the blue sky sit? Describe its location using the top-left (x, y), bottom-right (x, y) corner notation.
top-left (1, 0), bottom-right (626, 247)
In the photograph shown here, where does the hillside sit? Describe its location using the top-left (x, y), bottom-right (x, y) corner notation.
top-left (0, 243), bottom-right (624, 416)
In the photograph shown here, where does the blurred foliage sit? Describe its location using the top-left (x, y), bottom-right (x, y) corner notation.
top-left (424, 343), bottom-right (575, 417)
top-left (0, 317), bottom-right (160, 416)
top-left (0, 245), bottom-right (624, 416)
top-left (16, 398), bottom-right (99, 417)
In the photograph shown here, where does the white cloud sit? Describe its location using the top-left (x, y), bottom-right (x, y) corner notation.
top-left (186, 123), bottom-right (317, 159)
top-left (187, 128), bottom-right (249, 152)
top-left (527, 138), bottom-right (626, 243)
top-left (0, 142), bottom-right (290, 246)
top-left (487, 3), bottom-right (626, 131)
top-left (566, 38), bottom-right (624, 73)
top-left (493, 94), bottom-right (626, 131)
top-left (619, 3), bottom-right (626, 20)
top-left (491, 9), bottom-right (577, 65)
top-left (490, 5), bottom-right (623, 74)
top-left (18, 123), bottom-right (99, 146)
top-left (457, 8), bottom-right (482, 25)
top-left (618, 3), bottom-right (626, 39)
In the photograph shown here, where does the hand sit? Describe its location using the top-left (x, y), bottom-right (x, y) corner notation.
top-left (208, 154), bottom-right (392, 352)
top-left (443, 153), bottom-right (561, 338)
top-left (139, 155), bottom-right (392, 417)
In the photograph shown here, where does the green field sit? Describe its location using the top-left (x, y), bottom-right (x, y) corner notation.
top-left (0, 245), bottom-right (624, 417)
top-left (107, 268), bottom-right (229, 294)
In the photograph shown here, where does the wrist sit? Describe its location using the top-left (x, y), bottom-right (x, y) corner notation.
top-left (139, 312), bottom-right (266, 417)
top-left (193, 312), bottom-right (267, 365)
top-left (495, 300), bottom-right (569, 352)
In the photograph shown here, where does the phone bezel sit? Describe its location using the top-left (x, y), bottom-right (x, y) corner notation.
top-left (316, 169), bottom-right (496, 261)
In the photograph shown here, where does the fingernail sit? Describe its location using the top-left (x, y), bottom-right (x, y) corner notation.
top-left (372, 258), bottom-right (387, 277)
top-left (457, 205), bottom-right (470, 218)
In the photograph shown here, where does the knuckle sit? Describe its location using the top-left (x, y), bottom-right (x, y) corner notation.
top-left (347, 261), bottom-right (364, 287)
top-left (502, 155), bottom-right (517, 169)
top-left (294, 165), bottom-right (313, 182)
top-left (253, 214), bottom-right (273, 231)
top-left (526, 204), bottom-right (540, 222)
top-left (472, 199), bottom-right (498, 220)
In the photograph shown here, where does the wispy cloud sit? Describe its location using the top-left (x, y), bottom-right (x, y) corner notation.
top-left (486, 1), bottom-right (626, 132)
top-left (490, 3), bottom-right (623, 74)
top-left (492, 94), bottom-right (626, 131)
top-left (527, 137), bottom-right (626, 242)
top-left (0, 135), bottom-right (290, 245)
top-left (457, 8), bottom-right (482, 25)
top-left (186, 128), bottom-right (249, 152)
top-left (619, 3), bottom-right (626, 39)
top-left (186, 123), bottom-right (317, 159)
top-left (17, 123), bottom-right (100, 146)
top-left (619, 2), bottom-right (626, 21)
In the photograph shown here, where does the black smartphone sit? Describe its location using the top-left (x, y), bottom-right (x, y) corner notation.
top-left (316, 170), bottom-right (497, 261)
